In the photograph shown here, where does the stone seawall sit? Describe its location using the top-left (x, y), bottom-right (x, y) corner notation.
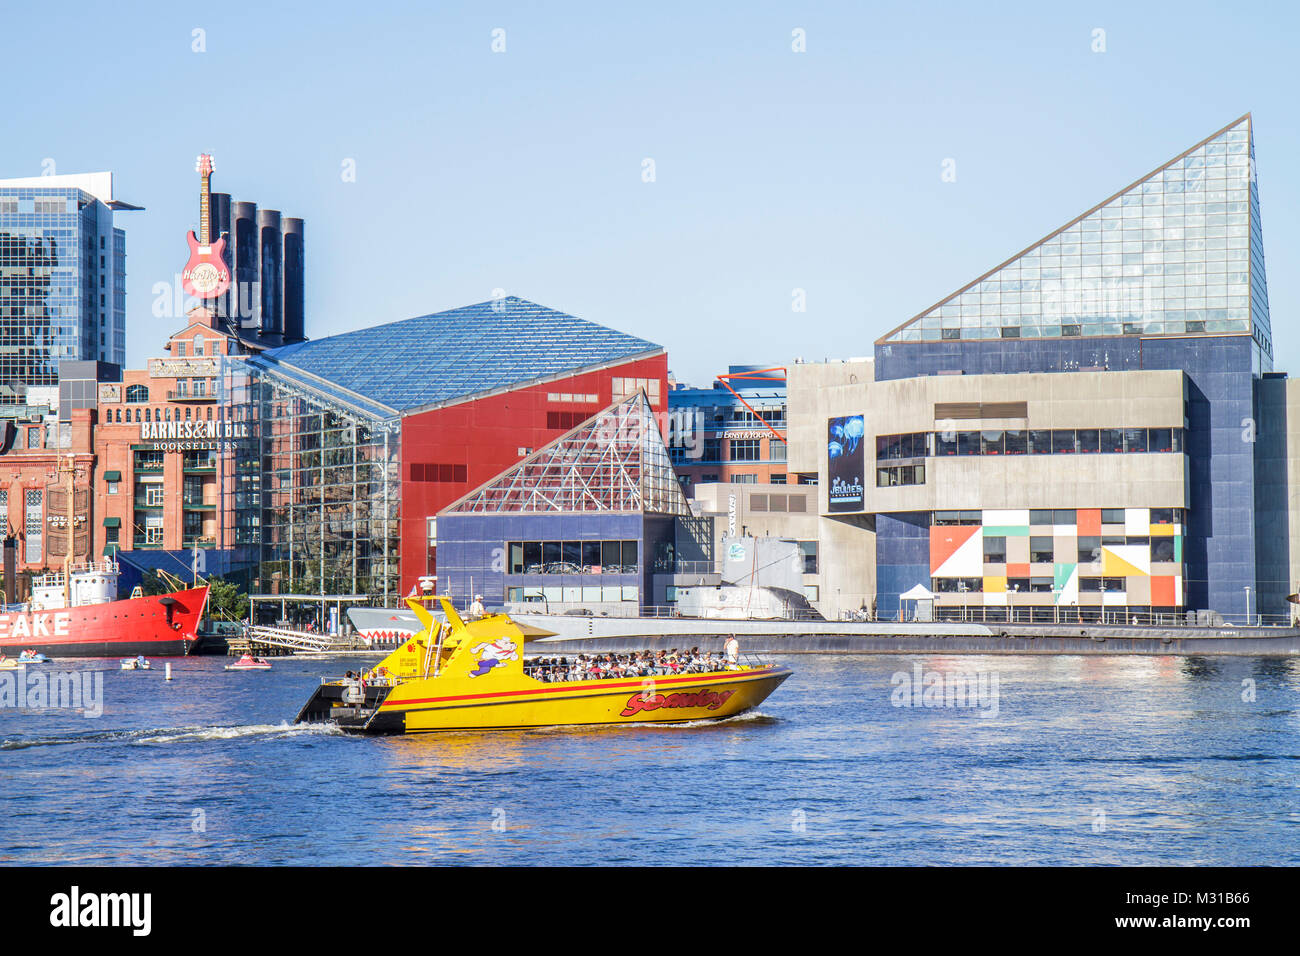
top-left (521, 617), bottom-right (1300, 657)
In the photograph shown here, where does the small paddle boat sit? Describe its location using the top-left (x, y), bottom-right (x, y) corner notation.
top-left (1, 650), bottom-right (50, 668)
top-left (120, 656), bottom-right (151, 671)
top-left (224, 653), bottom-right (272, 671)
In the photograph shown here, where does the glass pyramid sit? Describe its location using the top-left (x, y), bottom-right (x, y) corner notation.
top-left (879, 115), bottom-right (1269, 359)
top-left (441, 393), bottom-right (691, 516)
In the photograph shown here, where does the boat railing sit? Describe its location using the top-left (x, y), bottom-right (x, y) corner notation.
top-left (521, 654), bottom-right (770, 681)
top-left (31, 559), bottom-right (119, 589)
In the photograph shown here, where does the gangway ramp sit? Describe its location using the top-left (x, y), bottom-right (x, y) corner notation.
top-left (244, 625), bottom-right (336, 653)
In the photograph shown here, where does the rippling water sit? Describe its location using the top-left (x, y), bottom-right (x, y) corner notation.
top-left (2, 653), bottom-right (1298, 865)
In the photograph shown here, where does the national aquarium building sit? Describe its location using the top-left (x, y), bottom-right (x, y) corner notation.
top-left (223, 297), bottom-right (668, 606)
top-left (787, 113), bottom-right (1300, 624)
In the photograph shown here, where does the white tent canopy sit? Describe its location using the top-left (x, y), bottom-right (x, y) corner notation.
top-left (900, 584), bottom-right (935, 600)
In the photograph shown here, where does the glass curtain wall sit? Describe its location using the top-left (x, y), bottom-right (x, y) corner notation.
top-left (224, 357), bottom-right (401, 604)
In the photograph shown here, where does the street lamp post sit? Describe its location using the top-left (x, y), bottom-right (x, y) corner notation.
top-left (1244, 586), bottom-right (1252, 627)
top-left (957, 580), bottom-right (969, 623)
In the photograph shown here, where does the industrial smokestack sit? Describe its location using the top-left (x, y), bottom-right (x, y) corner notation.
top-left (232, 201), bottom-right (258, 332)
top-left (257, 209), bottom-right (282, 339)
top-left (282, 217), bottom-right (305, 343)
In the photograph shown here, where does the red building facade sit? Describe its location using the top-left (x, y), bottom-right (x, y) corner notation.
top-left (400, 356), bottom-right (668, 594)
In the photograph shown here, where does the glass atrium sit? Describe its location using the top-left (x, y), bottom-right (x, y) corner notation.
top-left (881, 115), bottom-right (1270, 368)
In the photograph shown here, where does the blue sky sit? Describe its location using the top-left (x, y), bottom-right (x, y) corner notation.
top-left (3, 1), bottom-right (1297, 384)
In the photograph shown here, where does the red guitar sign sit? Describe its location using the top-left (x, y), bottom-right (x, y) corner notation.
top-left (182, 153), bottom-right (230, 299)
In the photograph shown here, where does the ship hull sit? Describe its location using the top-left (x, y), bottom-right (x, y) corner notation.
top-left (0, 586), bottom-right (209, 658)
top-left (299, 665), bottom-right (792, 734)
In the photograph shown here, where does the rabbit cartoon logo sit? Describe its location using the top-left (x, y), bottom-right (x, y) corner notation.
top-left (468, 637), bottom-right (519, 678)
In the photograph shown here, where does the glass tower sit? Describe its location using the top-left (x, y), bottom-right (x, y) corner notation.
top-left (0, 174), bottom-right (134, 403)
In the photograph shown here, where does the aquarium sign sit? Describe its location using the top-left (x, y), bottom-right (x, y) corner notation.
top-left (828, 415), bottom-right (865, 513)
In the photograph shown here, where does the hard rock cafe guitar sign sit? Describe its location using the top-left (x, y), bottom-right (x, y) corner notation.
top-left (181, 154), bottom-right (231, 299)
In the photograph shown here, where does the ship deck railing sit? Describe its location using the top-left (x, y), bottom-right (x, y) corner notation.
top-left (521, 654), bottom-right (770, 682)
top-left (31, 560), bottom-right (119, 589)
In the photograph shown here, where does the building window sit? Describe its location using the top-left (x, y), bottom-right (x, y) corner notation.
top-left (427, 517), bottom-right (436, 545)
top-left (106, 480), bottom-right (118, 495)
top-left (877, 464), bottom-right (925, 487)
top-left (142, 515), bottom-right (164, 544)
top-left (732, 474), bottom-right (757, 483)
top-left (768, 439), bottom-right (787, 462)
top-left (194, 336), bottom-right (205, 356)
top-left (125, 384), bottom-right (149, 404)
top-left (176, 341), bottom-right (187, 357)
top-left (506, 540), bottom-right (638, 575)
top-left (410, 463), bottom-right (468, 482)
top-left (24, 490), bottom-right (42, 564)
top-left (798, 541), bottom-right (818, 574)
top-left (730, 439), bottom-right (761, 461)
top-left (546, 410), bottom-right (586, 431)
top-left (612, 376), bottom-right (661, 404)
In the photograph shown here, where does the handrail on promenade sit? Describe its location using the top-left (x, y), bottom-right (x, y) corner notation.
top-left (866, 608), bottom-right (1296, 628)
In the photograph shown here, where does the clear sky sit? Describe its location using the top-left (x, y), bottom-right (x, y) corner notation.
top-left (3, 1), bottom-right (1297, 385)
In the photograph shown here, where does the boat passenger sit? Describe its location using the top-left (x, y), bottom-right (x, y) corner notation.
top-left (724, 635), bottom-right (740, 668)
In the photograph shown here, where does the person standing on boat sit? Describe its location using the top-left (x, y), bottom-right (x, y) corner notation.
top-left (724, 635), bottom-right (740, 668)
top-left (469, 594), bottom-right (485, 620)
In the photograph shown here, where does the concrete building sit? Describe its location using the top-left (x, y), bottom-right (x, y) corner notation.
top-left (787, 113), bottom-right (1285, 624)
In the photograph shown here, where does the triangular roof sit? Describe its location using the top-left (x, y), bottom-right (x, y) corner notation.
top-left (877, 114), bottom-right (1269, 356)
top-left (260, 297), bottom-right (662, 414)
top-left (441, 392), bottom-right (690, 517)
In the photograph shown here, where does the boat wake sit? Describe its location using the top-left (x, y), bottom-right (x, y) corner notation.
top-left (644, 709), bottom-right (780, 730)
top-left (0, 721), bottom-right (342, 751)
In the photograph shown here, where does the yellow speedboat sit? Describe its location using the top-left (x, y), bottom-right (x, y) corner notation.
top-left (295, 596), bottom-right (792, 734)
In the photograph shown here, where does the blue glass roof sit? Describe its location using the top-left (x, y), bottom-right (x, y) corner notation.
top-left (262, 297), bottom-right (661, 413)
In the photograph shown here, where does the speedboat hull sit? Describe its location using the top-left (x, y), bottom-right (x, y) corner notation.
top-left (300, 665), bottom-right (791, 734)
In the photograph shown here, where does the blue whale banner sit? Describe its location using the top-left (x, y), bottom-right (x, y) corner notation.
top-left (828, 415), bottom-right (865, 512)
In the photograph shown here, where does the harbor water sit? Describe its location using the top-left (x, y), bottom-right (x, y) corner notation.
top-left (2, 653), bottom-right (1298, 865)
